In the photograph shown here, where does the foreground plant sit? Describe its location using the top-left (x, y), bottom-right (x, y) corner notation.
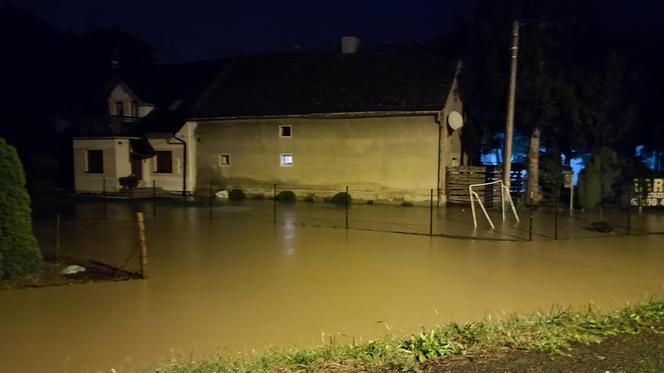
top-left (149, 298), bottom-right (664, 372)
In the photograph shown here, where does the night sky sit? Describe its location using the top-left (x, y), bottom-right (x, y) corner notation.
top-left (20, 0), bottom-right (472, 63)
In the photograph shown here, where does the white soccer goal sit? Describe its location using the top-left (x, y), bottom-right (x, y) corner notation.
top-left (468, 180), bottom-right (520, 229)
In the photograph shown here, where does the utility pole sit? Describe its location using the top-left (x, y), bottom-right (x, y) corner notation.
top-left (503, 20), bottom-right (520, 188)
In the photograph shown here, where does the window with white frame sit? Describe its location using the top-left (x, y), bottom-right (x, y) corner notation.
top-left (280, 153), bottom-right (293, 167)
top-left (218, 153), bottom-right (231, 166)
top-left (279, 125), bottom-right (292, 138)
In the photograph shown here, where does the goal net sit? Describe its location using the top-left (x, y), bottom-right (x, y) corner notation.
top-left (468, 180), bottom-right (520, 229)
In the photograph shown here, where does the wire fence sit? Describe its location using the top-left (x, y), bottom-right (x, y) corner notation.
top-left (31, 177), bottom-right (664, 267)
top-left (32, 203), bottom-right (146, 276)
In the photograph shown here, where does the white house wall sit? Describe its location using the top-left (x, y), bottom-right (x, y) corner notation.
top-left (73, 138), bottom-right (129, 193)
top-left (144, 122), bottom-right (197, 193)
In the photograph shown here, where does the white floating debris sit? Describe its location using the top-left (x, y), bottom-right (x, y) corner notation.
top-left (60, 265), bottom-right (86, 275)
top-left (215, 190), bottom-right (229, 199)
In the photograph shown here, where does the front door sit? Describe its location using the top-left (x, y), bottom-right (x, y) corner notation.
top-left (131, 156), bottom-right (143, 180)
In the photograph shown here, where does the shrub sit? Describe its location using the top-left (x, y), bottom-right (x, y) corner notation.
top-left (304, 193), bottom-right (316, 202)
top-left (119, 175), bottom-right (139, 190)
top-left (330, 192), bottom-right (352, 205)
top-left (277, 190), bottom-right (296, 202)
top-left (228, 189), bottom-right (246, 200)
top-left (401, 201), bottom-right (414, 207)
top-left (0, 138), bottom-right (41, 278)
top-left (589, 221), bottom-right (614, 233)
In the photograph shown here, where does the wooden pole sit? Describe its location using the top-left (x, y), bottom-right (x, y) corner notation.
top-left (209, 181), bottom-right (213, 220)
top-left (503, 20), bottom-right (520, 189)
top-left (528, 210), bottom-right (533, 242)
top-left (273, 183), bottom-right (277, 224)
top-left (429, 188), bottom-right (434, 236)
top-left (55, 213), bottom-right (61, 260)
top-left (554, 188), bottom-right (559, 240)
top-left (152, 179), bottom-right (157, 218)
top-left (345, 186), bottom-right (349, 230)
top-left (626, 182), bottom-right (632, 235)
top-left (136, 212), bottom-right (148, 278)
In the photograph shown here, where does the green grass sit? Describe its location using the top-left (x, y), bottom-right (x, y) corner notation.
top-left (141, 298), bottom-right (664, 372)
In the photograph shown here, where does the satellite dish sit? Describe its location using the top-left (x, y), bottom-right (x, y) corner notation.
top-left (448, 111), bottom-right (464, 130)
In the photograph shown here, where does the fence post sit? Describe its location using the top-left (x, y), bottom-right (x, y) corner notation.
top-left (55, 213), bottom-right (61, 260)
top-left (209, 181), bottom-right (213, 220)
top-left (136, 212), bottom-right (148, 278)
top-left (528, 210), bottom-right (533, 242)
top-left (429, 188), bottom-right (434, 236)
top-left (152, 180), bottom-right (157, 218)
top-left (273, 184), bottom-right (277, 225)
top-left (554, 189), bottom-right (559, 240)
top-left (345, 185), bottom-right (349, 230)
top-left (626, 182), bottom-right (632, 235)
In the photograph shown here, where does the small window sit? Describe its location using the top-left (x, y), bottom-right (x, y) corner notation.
top-left (218, 153), bottom-right (231, 166)
top-left (115, 101), bottom-right (124, 117)
top-left (155, 151), bottom-right (173, 173)
top-left (280, 153), bottom-right (293, 167)
top-left (86, 150), bottom-right (104, 173)
top-left (279, 125), bottom-right (292, 138)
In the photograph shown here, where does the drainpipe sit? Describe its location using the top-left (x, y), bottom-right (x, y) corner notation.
top-left (435, 112), bottom-right (447, 207)
top-left (172, 133), bottom-right (187, 198)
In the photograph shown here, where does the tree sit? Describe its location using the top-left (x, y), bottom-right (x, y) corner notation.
top-left (568, 52), bottom-right (635, 153)
top-left (0, 138), bottom-right (41, 278)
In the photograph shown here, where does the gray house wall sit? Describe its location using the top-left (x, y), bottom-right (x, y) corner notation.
top-left (195, 114), bottom-right (462, 203)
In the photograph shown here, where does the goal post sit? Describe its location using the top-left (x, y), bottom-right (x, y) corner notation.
top-left (468, 180), bottom-right (520, 229)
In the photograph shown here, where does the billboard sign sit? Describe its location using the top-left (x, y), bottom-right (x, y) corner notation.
top-left (631, 177), bottom-right (664, 207)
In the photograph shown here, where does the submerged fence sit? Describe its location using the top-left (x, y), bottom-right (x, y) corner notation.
top-left (33, 203), bottom-right (148, 277)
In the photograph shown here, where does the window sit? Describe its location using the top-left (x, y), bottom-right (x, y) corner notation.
top-left (279, 125), bottom-right (292, 138)
top-left (280, 153), bottom-right (293, 167)
top-left (86, 150), bottom-right (104, 173)
top-left (218, 153), bottom-right (231, 166)
top-left (115, 101), bottom-right (124, 117)
top-left (155, 151), bottom-right (173, 173)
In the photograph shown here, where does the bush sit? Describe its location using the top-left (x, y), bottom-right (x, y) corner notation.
top-left (589, 221), bottom-right (614, 233)
top-left (304, 193), bottom-right (316, 202)
top-left (119, 175), bottom-right (139, 190)
top-left (277, 190), bottom-right (296, 202)
top-left (330, 192), bottom-right (352, 205)
top-left (0, 138), bottom-right (41, 278)
top-left (228, 189), bottom-right (246, 200)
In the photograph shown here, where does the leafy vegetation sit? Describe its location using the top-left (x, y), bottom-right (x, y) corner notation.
top-left (148, 298), bottom-right (664, 373)
top-left (0, 138), bottom-right (41, 278)
top-left (330, 192), bottom-right (351, 205)
top-left (228, 189), bottom-right (246, 200)
top-left (589, 221), bottom-right (614, 233)
top-left (118, 175), bottom-right (139, 190)
top-left (277, 190), bottom-right (296, 202)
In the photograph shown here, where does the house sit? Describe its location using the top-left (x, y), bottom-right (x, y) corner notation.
top-left (73, 37), bottom-right (467, 203)
top-left (72, 60), bottom-right (227, 194)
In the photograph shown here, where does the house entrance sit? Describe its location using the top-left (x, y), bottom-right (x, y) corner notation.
top-left (131, 156), bottom-right (143, 180)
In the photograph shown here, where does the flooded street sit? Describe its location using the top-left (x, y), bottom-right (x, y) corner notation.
top-left (2, 201), bottom-right (664, 372)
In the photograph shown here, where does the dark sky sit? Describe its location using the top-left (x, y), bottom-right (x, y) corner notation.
top-left (20, 0), bottom-right (472, 63)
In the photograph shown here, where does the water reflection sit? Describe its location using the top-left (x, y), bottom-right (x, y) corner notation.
top-left (2, 201), bottom-right (664, 372)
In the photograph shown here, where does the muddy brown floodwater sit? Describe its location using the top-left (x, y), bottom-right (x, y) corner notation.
top-left (1, 202), bottom-right (664, 373)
